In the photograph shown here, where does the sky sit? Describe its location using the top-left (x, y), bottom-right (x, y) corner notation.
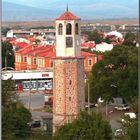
top-left (2, 0), bottom-right (139, 19)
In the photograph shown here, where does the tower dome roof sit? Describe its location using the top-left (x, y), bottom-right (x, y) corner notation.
top-left (56, 11), bottom-right (80, 20)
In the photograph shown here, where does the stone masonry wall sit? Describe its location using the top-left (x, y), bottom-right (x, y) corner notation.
top-left (53, 58), bottom-right (85, 132)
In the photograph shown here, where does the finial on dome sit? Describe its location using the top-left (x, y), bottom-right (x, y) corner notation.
top-left (66, 3), bottom-right (68, 11)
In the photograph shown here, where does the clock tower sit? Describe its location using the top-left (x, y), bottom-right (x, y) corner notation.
top-left (53, 8), bottom-right (85, 133)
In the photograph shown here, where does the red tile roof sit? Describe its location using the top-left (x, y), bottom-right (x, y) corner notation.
top-left (38, 49), bottom-right (55, 58)
top-left (81, 42), bottom-right (95, 49)
top-left (26, 37), bottom-right (35, 42)
top-left (16, 44), bottom-right (95, 59)
top-left (32, 45), bottom-right (55, 58)
top-left (16, 44), bottom-right (34, 54)
top-left (8, 38), bottom-right (16, 44)
top-left (81, 51), bottom-right (96, 57)
top-left (56, 11), bottom-right (80, 20)
top-left (15, 42), bottom-right (29, 49)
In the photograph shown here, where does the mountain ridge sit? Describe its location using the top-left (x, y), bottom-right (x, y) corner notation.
top-left (2, 1), bottom-right (139, 21)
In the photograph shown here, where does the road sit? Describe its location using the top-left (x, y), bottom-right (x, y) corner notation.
top-left (18, 91), bottom-right (53, 119)
top-left (19, 92), bottom-right (45, 110)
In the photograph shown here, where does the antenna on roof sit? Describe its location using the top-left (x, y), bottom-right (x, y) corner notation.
top-left (66, 3), bottom-right (69, 11)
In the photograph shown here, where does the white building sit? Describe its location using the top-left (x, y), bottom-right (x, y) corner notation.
top-left (105, 30), bottom-right (123, 39)
top-left (6, 30), bottom-right (14, 38)
top-left (95, 42), bottom-right (113, 52)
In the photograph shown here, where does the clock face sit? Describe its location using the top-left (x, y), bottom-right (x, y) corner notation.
top-left (66, 37), bottom-right (73, 48)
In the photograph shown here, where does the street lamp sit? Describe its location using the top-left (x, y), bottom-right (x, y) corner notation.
top-left (85, 77), bottom-right (90, 114)
top-left (87, 82), bottom-right (90, 114)
top-left (28, 78), bottom-right (32, 110)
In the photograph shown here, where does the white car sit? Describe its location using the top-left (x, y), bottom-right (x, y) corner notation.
top-left (114, 129), bottom-right (124, 138)
top-left (114, 104), bottom-right (130, 111)
top-left (121, 112), bottom-right (136, 122)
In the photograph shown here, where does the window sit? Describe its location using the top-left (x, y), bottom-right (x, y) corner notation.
top-left (58, 23), bottom-right (63, 35)
top-left (66, 23), bottom-right (72, 35)
top-left (66, 37), bottom-right (73, 48)
top-left (88, 59), bottom-right (92, 66)
top-left (75, 23), bottom-right (79, 34)
top-left (50, 60), bottom-right (53, 67)
top-left (24, 56), bottom-right (27, 63)
top-left (33, 58), bottom-right (37, 65)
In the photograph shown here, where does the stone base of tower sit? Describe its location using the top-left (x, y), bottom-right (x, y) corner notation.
top-left (53, 57), bottom-right (85, 133)
top-left (53, 114), bottom-right (77, 133)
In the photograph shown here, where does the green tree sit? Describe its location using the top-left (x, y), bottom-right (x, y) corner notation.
top-left (2, 79), bottom-right (18, 107)
top-left (2, 27), bottom-right (11, 36)
top-left (53, 111), bottom-right (113, 140)
top-left (123, 32), bottom-right (137, 46)
top-left (2, 79), bottom-right (32, 140)
top-left (124, 119), bottom-right (138, 140)
top-left (121, 115), bottom-right (138, 140)
top-left (2, 41), bottom-right (15, 68)
top-left (82, 30), bottom-right (103, 44)
top-left (89, 45), bottom-right (138, 103)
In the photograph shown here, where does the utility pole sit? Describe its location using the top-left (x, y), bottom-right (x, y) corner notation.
top-left (28, 79), bottom-right (32, 110)
top-left (105, 101), bottom-right (108, 119)
top-left (5, 53), bottom-right (7, 70)
top-left (88, 82), bottom-right (90, 114)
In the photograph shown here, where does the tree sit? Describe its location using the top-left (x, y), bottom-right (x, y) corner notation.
top-left (82, 30), bottom-right (103, 44)
top-left (2, 27), bottom-right (11, 36)
top-left (2, 79), bottom-right (32, 140)
top-left (2, 79), bottom-right (18, 107)
top-left (53, 111), bottom-right (113, 140)
top-left (123, 32), bottom-right (137, 46)
top-left (123, 119), bottom-right (138, 140)
top-left (2, 41), bottom-right (15, 68)
top-left (89, 45), bottom-right (138, 103)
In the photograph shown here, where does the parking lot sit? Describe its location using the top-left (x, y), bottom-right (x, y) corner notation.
top-left (19, 91), bottom-right (127, 134)
top-left (91, 105), bottom-right (125, 132)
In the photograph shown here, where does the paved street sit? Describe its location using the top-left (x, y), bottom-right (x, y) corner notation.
top-left (18, 91), bottom-right (53, 119)
top-left (19, 91), bottom-right (45, 110)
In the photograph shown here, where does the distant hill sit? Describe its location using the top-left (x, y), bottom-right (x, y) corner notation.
top-left (2, 1), bottom-right (138, 22)
top-left (2, 2), bottom-right (60, 21)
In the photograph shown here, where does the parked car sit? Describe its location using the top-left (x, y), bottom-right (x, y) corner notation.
top-left (28, 120), bottom-right (41, 128)
top-left (121, 112), bottom-right (136, 122)
top-left (114, 104), bottom-right (130, 111)
top-left (85, 103), bottom-right (96, 109)
top-left (114, 129), bottom-right (124, 138)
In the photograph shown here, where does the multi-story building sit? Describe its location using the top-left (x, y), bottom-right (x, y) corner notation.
top-left (15, 44), bottom-right (97, 72)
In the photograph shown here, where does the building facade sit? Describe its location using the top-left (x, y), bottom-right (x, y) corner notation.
top-left (53, 9), bottom-right (85, 133)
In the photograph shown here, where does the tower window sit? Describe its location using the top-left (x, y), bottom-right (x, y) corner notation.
top-left (75, 23), bottom-right (79, 34)
top-left (66, 37), bottom-right (73, 48)
top-left (66, 23), bottom-right (72, 35)
top-left (69, 80), bottom-right (72, 85)
top-left (69, 97), bottom-right (71, 101)
top-left (58, 23), bottom-right (63, 35)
